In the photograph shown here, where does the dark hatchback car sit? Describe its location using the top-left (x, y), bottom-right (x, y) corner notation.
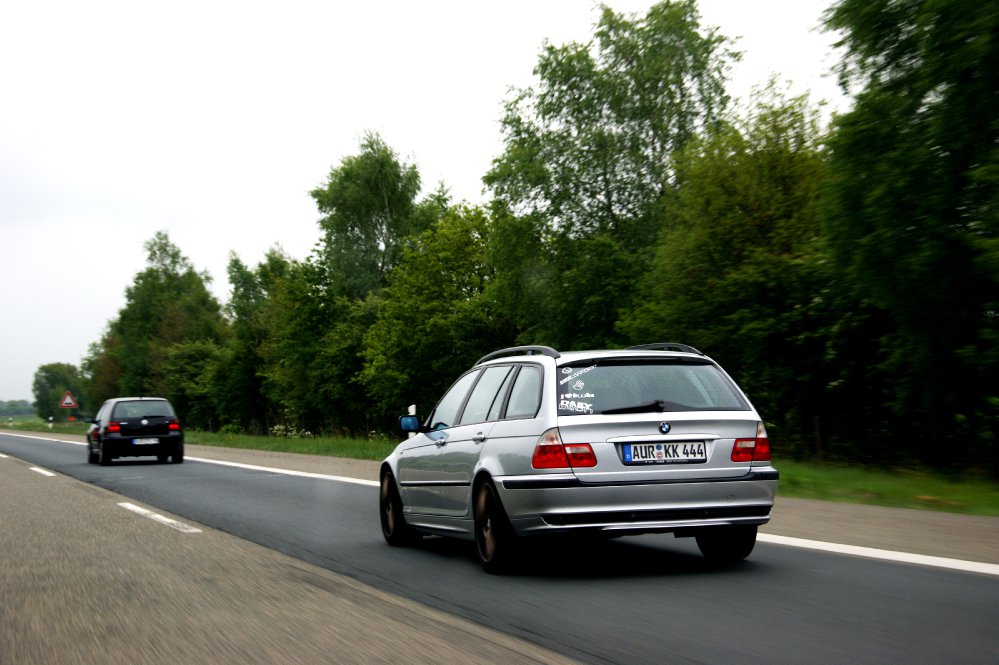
top-left (85, 397), bottom-right (184, 465)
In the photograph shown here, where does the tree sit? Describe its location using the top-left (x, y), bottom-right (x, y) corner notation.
top-left (310, 133), bottom-right (425, 299)
top-left (82, 232), bottom-right (226, 420)
top-left (485, 0), bottom-right (734, 243)
top-left (361, 205), bottom-right (511, 421)
top-left (823, 0), bottom-right (999, 468)
top-left (32, 363), bottom-right (86, 421)
top-left (618, 87), bottom-right (828, 456)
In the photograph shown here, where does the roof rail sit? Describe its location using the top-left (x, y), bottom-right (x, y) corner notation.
top-left (476, 345), bottom-right (560, 365)
top-left (627, 342), bottom-right (703, 355)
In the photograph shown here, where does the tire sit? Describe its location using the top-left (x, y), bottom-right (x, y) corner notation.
top-left (379, 472), bottom-right (420, 546)
top-left (87, 438), bottom-right (98, 464)
top-left (157, 454), bottom-right (169, 463)
top-left (98, 442), bottom-right (113, 466)
top-left (171, 444), bottom-right (184, 464)
top-left (474, 479), bottom-right (518, 574)
top-left (695, 525), bottom-right (758, 565)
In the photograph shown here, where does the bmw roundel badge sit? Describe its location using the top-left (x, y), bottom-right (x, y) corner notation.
top-left (658, 422), bottom-right (671, 434)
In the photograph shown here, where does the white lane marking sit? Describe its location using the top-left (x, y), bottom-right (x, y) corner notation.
top-left (0, 453), bottom-right (9, 458)
top-left (30, 467), bottom-right (56, 477)
top-left (9, 432), bottom-right (997, 575)
top-left (186, 456), bottom-right (380, 487)
top-left (2, 433), bottom-right (85, 446)
top-left (758, 533), bottom-right (999, 577)
top-left (118, 503), bottom-right (202, 533)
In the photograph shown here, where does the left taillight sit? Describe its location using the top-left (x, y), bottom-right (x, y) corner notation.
top-left (106, 421), bottom-right (121, 433)
top-left (731, 422), bottom-right (770, 463)
top-left (531, 428), bottom-right (597, 469)
top-left (168, 418), bottom-right (181, 432)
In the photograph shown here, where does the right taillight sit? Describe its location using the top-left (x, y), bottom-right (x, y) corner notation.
top-left (168, 418), bottom-right (181, 431)
top-left (531, 428), bottom-right (597, 469)
top-left (732, 422), bottom-right (770, 463)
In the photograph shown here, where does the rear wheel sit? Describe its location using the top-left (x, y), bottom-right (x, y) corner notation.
top-left (171, 444), bottom-right (184, 464)
top-left (474, 479), bottom-right (518, 574)
top-left (695, 525), bottom-right (758, 565)
top-left (380, 472), bottom-right (420, 546)
top-left (86, 438), bottom-right (98, 464)
top-left (98, 442), bottom-right (113, 466)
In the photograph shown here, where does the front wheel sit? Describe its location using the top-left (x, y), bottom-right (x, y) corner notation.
top-left (380, 472), bottom-right (420, 546)
top-left (695, 525), bottom-right (758, 565)
top-left (474, 479), bottom-right (518, 574)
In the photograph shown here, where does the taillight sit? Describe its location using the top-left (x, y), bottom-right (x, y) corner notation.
top-left (531, 428), bottom-right (597, 469)
top-left (731, 422), bottom-right (770, 463)
top-left (106, 421), bottom-right (121, 434)
top-left (168, 418), bottom-right (181, 431)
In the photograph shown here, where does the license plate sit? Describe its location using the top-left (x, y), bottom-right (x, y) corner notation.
top-left (623, 442), bottom-right (706, 464)
top-left (134, 438), bottom-right (158, 445)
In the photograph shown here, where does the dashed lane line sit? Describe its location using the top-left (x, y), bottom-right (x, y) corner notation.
top-left (118, 502), bottom-right (202, 533)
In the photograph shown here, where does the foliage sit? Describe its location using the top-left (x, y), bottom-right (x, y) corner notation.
top-left (32, 363), bottom-right (86, 421)
top-left (85, 232), bottom-right (226, 405)
top-left (619, 86), bottom-right (828, 455)
top-left (0, 400), bottom-right (34, 417)
top-left (822, 0), bottom-right (999, 470)
top-left (361, 205), bottom-right (512, 420)
top-left (310, 132), bottom-right (426, 299)
top-left (486, 0), bottom-right (734, 240)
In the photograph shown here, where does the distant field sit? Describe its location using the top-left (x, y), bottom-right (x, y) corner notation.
top-left (6, 420), bottom-right (998, 516)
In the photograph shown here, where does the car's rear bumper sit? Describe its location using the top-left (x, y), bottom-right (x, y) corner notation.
top-left (103, 434), bottom-right (183, 458)
top-left (499, 468), bottom-right (777, 536)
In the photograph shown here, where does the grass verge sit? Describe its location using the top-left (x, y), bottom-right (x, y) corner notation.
top-left (777, 459), bottom-right (999, 517)
top-left (6, 421), bottom-right (998, 516)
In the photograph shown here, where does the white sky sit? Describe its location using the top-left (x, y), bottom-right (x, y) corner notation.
top-left (0, 0), bottom-right (847, 402)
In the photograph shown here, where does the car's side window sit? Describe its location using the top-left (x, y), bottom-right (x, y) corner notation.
top-left (487, 367), bottom-right (517, 422)
top-left (506, 365), bottom-right (543, 419)
top-left (458, 366), bottom-right (513, 425)
top-left (429, 370), bottom-right (480, 430)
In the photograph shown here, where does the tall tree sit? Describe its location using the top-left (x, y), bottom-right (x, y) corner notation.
top-left (619, 87), bottom-right (828, 455)
top-left (361, 205), bottom-right (510, 421)
top-left (90, 232), bottom-right (225, 402)
top-left (823, 0), bottom-right (999, 468)
top-left (310, 133), bottom-right (425, 299)
top-left (485, 0), bottom-right (734, 244)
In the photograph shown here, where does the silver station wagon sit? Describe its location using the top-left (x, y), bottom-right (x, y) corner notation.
top-left (379, 344), bottom-right (778, 573)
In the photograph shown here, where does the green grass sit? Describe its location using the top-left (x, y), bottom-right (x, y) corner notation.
top-left (777, 459), bottom-right (999, 517)
top-left (7, 421), bottom-right (999, 516)
top-left (186, 431), bottom-right (397, 462)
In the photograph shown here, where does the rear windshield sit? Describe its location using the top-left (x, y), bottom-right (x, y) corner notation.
top-left (557, 360), bottom-right (749, 415)
top-left (112, 400), bottom-right (175, 419)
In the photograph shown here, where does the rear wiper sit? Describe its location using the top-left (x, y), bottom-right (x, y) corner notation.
top-left (600, 400), bottom-right (665, 415)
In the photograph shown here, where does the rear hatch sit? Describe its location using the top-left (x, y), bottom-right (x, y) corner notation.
top-left (555, 356), bottom-right (762, 483)
top-left (111, 401), bottom-right (176, 438)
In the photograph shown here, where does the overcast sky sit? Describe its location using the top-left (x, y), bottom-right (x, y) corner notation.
top-left (0, 0), bottom-right (847, 402)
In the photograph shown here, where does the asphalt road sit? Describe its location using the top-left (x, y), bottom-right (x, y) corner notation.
top-left (2, 431), bottom-right (998, 664)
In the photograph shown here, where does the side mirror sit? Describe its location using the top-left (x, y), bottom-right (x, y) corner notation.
top-left (82, 417), bottom-right (94, 424)
top-left (399, 415), bottom-right (422, 433)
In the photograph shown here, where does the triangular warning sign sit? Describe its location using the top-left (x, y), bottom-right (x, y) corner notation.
top-left (60, 391), bottom-right (78, 408)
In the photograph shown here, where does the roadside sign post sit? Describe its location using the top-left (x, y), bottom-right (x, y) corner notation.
top-left (58, 391), bottom-right (79, 426)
